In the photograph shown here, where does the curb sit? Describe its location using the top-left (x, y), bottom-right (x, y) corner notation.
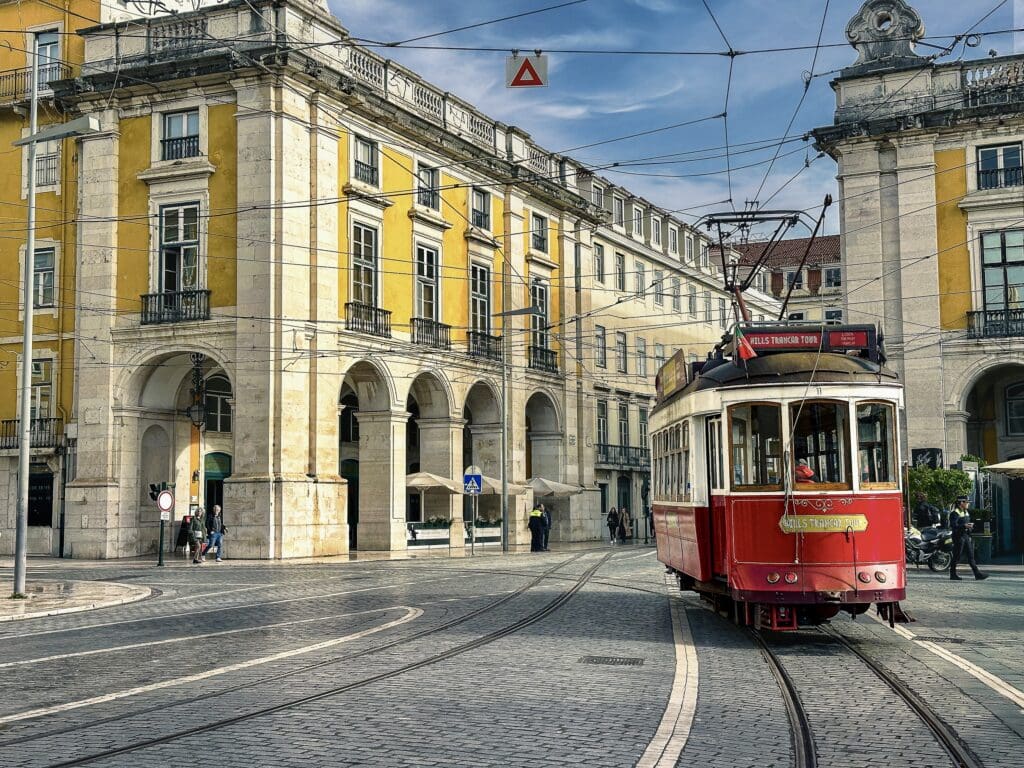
top-left (0, 580), bottom-right (153, 623)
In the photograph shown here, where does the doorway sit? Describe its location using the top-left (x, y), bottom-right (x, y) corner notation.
top-left (341, 459), bottom-right (359, 550)
top-left (204, 452), bottom-right (232, 513)
top-left (616, 475), bottom-right (632, 517)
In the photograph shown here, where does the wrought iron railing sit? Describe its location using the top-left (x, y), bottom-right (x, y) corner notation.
top-left (140, 290), bottom-right (211, 325)
top-left (468, 331), bottom-right (502, 361)
top-left (471, 209), bottom-right (490, 229)
top-left (346, 301), bottom-right (391, 337)
top-left (967, 309), bottom-right (1024, 338)
top-left (0, 63), bottom-right (70, 102)
top-left (354, 160), bottom-right (379, 186)
top-left (161, 135), bottom-right (200, 161)
top-left (417, 188), bottom-right (439, 209)
top-left (411, 317), bottom-right (450, 350)
top-left (595, 444), bottom-right (651, 469)
top-left (528, 345), bottom-right (558, 374)
top-left (35, 153), bottom-right (59, 185)
top-left (0, 418), bottom-right (62, 450)
top-left (978, 166), bottom-right (1024, 190)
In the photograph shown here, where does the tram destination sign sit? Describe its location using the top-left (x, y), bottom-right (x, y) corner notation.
top-left (739, 324), bottom-right (877, 360)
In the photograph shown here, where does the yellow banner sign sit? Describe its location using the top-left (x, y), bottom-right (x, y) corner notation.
top-left (778, 514), bottom-right (869, 534)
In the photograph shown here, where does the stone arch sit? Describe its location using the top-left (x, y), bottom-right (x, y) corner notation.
top-left (525, 390), bottom-right (562, 481)
top-left (406, 369), bottom-right (455, 420)
top-left (949, 353), bottom-right (1024, 413)
top-left (116, 345), bottom-right (233, 409)
top-left (463, 379), bottom-right (502, 426)
top-left (339, 358), bottom-right (395, 412)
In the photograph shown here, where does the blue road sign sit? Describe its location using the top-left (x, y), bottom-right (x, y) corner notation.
top-left (464, 474), bottom-right (483, 495)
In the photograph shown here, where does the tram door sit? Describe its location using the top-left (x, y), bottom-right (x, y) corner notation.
top-left (705, 417), bottom-right (723, 575)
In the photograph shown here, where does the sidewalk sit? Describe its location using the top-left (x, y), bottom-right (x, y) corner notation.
top-left (0, 578), bottom-right (151, 622)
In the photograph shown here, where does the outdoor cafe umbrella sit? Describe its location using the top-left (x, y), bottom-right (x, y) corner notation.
top-left (528, 477), bottom-right (585, 497)
top-left (405, 472), bottom-right (463, 534)
top-left (982, 458), bottom-right (1024, 478)
top-left (476, 474), bottom-right (529, 495)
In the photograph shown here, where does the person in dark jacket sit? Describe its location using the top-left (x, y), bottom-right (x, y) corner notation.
top-left (189, 507), bottom-right (207, 564)
top-left (528, 504), bottom-right (545, 552)
top-left (949, 496), bottom-right (988, 581)
top-left (540, 504), bottom-right (551, 551)
top-left (618, 507), bottom-right (632, 543)
top-left (205, 504), bottom-right (227, 562)
top-left (606, 507), bottom-right (619, 545)
top-left (913, 492), bottom-right (942, 529)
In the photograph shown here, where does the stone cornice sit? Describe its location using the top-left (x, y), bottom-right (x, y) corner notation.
top-left (138, 159), bottom-right (217, 185)
top-left (407, 205), bottom-right (452, 230)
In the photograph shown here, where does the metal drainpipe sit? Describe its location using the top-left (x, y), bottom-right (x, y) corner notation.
top-left (574, 224), bottom-right (585, 504)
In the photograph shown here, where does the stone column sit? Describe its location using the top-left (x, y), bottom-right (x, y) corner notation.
top-left (417, 417), bottom-right (465, 550)
top-left (353, 410), bottom-right (409, 551)
top-left (945, 410), bottom-right (970, 462)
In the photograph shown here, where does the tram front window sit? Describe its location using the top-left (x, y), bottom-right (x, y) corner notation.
top-left (857, 402), bottom-right (897, 488)
top-left (729, 404), bottom-right (782, 489)
top-left (790, 401), bottom-right (850, 488)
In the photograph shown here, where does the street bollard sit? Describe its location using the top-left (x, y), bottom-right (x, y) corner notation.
top-left (158, 519), bottom-right (165, 567)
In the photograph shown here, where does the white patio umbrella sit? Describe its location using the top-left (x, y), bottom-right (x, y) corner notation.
top-left (983, 459), bottom-right (1024, 478)
top-left (528, 477), bottom-right (585, 497)
top-left (477, 474), bottom-right (528, 495)
top-left (405, 472), bottom-right (463, 493)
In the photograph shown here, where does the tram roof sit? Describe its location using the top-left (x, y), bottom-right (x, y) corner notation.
top-left (654, 352), bottom-right (899, 412)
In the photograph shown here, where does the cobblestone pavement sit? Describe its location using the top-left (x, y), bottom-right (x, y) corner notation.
top-left (0, 549), bottom-right (1020, 768)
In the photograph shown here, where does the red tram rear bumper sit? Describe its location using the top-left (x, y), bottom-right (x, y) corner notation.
top-left (731, 587), bottom-right (906, 605)
top-left (731, 562), bottom-right (905, 605)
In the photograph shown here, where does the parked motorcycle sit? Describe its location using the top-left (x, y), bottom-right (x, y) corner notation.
top-left (905, 525), bottom-right (953, 572)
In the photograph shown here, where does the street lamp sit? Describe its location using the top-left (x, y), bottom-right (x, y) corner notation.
top-left (495, 305), bottom-right (544, 553)
top-left (11, 39), bottom-right (99, 597)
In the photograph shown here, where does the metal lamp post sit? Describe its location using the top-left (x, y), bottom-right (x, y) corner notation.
top-left (11, 40), bottom-right (99, 596)
top-left (495, 306), bottom-right (543, 553)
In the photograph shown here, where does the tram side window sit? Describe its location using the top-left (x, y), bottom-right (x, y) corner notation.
top-left (790, 401), bottom-right (850, 488)
top-left (679, 421), bottom-right (690, 500)
top-left (857, 402), bottom-right (897, 487)
top-left (728, 404), bottom-right (783, 489)
top-left (707, 417), bottom-right (725, 491)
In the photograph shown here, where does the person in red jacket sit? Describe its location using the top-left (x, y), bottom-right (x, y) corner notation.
top-left (795, 459), bottom-right (815, 483)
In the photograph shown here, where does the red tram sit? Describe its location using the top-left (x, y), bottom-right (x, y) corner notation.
top-left (650, 325), bottom-right (906, 630)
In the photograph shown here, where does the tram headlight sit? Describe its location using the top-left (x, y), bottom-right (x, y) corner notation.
top-left (857, 571), bottom-right (872, 584)
top-left (784, 572), bottom-right (798, 584)
top-left (766, 572), bottom-right (780, 584)
top-left (874, 571), bottom-right (887, 583)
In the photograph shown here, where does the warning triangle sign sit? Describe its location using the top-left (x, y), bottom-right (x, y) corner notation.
top-left (507, 55), bottom-right (548, 87)
top-left (511, 59), bottom-right (543, 87)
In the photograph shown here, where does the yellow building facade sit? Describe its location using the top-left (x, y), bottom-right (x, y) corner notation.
top-left (0, 0), bottom-right (777, 558)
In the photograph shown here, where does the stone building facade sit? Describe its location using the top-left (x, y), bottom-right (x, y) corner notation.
top-left (735, 235), bottom-right (843, 324)
top-left (0, 0), bottom-right (776, 558)
top-left (813, 0), bottom-right (1024, 555)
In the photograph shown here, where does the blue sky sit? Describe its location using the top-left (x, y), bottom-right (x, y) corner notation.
top-left (325, 1), bottom-right (1020, 235)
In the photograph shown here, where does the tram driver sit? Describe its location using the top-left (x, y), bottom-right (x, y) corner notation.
top-left (795, 459), bottom-right (815, 483)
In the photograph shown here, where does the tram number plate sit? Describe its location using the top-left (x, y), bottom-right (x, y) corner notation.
top-left (778, 514), bottom-right (869, 533)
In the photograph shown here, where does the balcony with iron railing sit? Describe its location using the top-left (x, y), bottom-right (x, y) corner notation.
top-left (354, 160), bottom-right (379, 186)
top-left (161, 135), bottom-right (201, 161)
top-left (35, 153), bottom-right (59, 186)
top-left (411, 317), bottom-right (450, 350)
top-left (967, 309), bottom-right (1024, 339)
top-left (595, 443), bottom-right (651, 470)
top-left (0, 417), bottom-right (62, 450)
top-left (417, 188), bottom-right (439, 209)
top-left (140, 290), bottom-right (211, 325)
top-left (468, 331), bottom-right (502, 361)
top-left (346, 301), bottom-right (391, 338)
top-left (0, 63), bottom-right (70, 105)
top-left (471, 210), bottom-right (490, 230)
top-left (528, 345), bottom-right (558, 374)
top-left (978, 166), bottom-right (1024, 191)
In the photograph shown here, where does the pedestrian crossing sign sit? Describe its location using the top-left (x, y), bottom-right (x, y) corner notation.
top-left (464, 475), bottom-right (482, 495)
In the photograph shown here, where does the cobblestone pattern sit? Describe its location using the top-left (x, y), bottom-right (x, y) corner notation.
top-left (675, 601), bottom-right (792, 768)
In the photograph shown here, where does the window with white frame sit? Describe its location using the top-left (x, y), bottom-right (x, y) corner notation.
top-left (417, 164), bottom-right (440, 209)
top-left (788, 311), bottom-right (806, 321)
top-left (639, 406), bottom-right (649, 448)
top-left (30, 358), bottom-right (53, 419)
top-left (718, 298), bottom-right (727, 327)
top-left (637, 337), bottom-right (647, 377)
top-left (653, 269), bottom-right (664, 306)
top-left (33, 248), bottom-right (55, 308)
top-left (787, 270), bottom-right (803, 289)
top-left (597, 400), bottom-right (609, 444)
top-left (977, 143), bottom-right (1023, 190)
top-left (353, 135), bottom-right (379, 186)
top-left (204, 375), bottom-right (232, 433)
top-left (531, 278), bottom-right (549, 349)
top-left (594, 243), bottom-right (606, 283)
top-left (636, 261), bottom-right (647, 297)
top-left (592, 185), bottom-right (605, 209)
top-left (595, 325), bottom-right (607, 368)
top-left (825, 309), bottom-right (843, 322)
top-left (632, 205), bottom-right (644, 236)
top-left (669, 227), bottom-right (679, 255)
top-left (703, 291), bottom-right (712, 322)
top-left (351, 222), bottom-right (378, 306)
top-left (685, 235), bottom-right (694, 262)
top-left (824, 267), bottom-right (842, 288)
top-left (654, 343), bottom-right (666, 371)
top-left (34, 30), bottom-right (60, 88)
top-left (615, 252), bottom-right (626, 291)
top-left (981, 229), bottom-right (1024, 312)
top-left (687, 284), bottom-right (697, 315)
top-left (618, 402), bottom-right (629, 445)
top-left (615, 332), bottom-right (628, 373)
top-left (162, 110), bottom-right (200, 161)
top-left (652, 218), bottom-right (662, 247)
top-left (415, 244), bottom-right (438, 320)
top-left (700, 242), bottom-right (709, 267)
top-left (613, 196), bottom-right (625, 226)
top-left (471, 188), bottom-right (490, 230)
top-left (470, 263), bottom-right (490, 333)
top-left (672, 277), bottom-right (681, 312)
top-left (1006, 383), bottom-right (1024, 434)
top-left (531, 213), bottom-right (548, 253)
top-left (33, 139), bottom-right (59, 186)
top-left (160, 203), bottom-right (200, 293)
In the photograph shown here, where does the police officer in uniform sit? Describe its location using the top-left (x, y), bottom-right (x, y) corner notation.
top-left (949, 495), bottom-right (989, 581)
top-left (528, 503), bottom-right (545, 552)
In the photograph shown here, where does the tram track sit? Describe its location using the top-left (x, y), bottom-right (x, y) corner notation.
top-left (16, 554), bottom-right (610, 767)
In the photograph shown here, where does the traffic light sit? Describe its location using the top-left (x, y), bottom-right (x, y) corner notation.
top-left (149, 483), bottom-right (160, 501)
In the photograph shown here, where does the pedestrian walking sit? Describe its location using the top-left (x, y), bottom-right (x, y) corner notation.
top-left (540, 503), bottom-right (551, 551)
top-left (189, 507), bottom-right (207, 564)
top-left (205, 504), bottom-right (227, 562)
top-left (606, 507), bottom-right (619, 545)
top-left (618, 507), bottom-right (632, 543)
top-left (949, 495), bottom-right (988, 581)
top-left (528, 503), bottom-right (545, 552)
